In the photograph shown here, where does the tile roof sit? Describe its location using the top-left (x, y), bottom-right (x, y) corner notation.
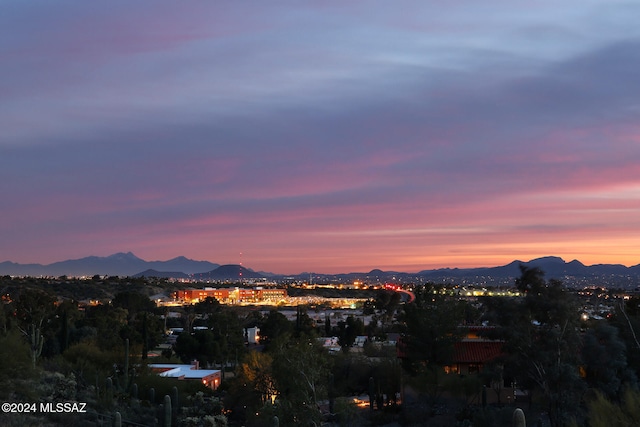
top-left (454, 340), bottom-right (503, 364)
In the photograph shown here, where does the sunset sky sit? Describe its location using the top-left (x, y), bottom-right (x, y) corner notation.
top-left (2, 1), bottom-right (640, 274)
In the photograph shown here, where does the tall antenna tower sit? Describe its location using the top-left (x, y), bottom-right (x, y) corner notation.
top-left (239, 251), bottom-right (243, 283)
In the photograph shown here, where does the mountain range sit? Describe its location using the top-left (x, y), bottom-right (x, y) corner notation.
top-left (0, 252), bottom-right (219, 278)
top-left (2, 253), bottom-right (640, 287)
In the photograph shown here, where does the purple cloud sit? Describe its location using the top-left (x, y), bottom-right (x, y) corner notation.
top-left (2, 1), bottom-right (640, 272)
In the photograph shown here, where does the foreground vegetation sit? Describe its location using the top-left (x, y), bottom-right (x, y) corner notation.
top-left (2, 268), bottom-right (640, 426)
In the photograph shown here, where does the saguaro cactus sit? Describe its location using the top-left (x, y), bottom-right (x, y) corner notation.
top-left (131, 383), bottom-right (138, 400)
top-left (513, 408), bottom-right (526, 427)
top-left (142, 313), bottom-right (149, 360)
top-left (114, 411), bottom-right (122, 427)
top-left (28, 323), bottom-right (44, 368)
top-left (164, 394), bottom-right (172, 427)
top-left (482, 385), bottom-right (487, 408)
top-left (123, 338), bottom-right (130, 390)
top-left (105, 377), bottom-right (113, 403)
top-left (171, 386), bottom-right (179, 414)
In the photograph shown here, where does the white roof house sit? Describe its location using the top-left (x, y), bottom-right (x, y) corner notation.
top-left (149, 363), bottom-right (222, 390)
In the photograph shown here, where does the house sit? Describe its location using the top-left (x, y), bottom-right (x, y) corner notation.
top-left (246, 326), bottom-right (260, 344)
top-left (149, 361), bottom-right (222, 390)
top-left (354, 336), bottom-right (368, 347)
top-left (446, 340), bottom-right (503, 375)
top-left (318, 336), bottom-right (341, 353)
top-left (398, 326), bottom-right (503, 375)
top-left (445, 326), bottom-right (503, 375)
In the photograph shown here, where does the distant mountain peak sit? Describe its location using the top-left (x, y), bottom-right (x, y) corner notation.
top-left (528, 256), bottom-right (566, 264)
top-left (106, 252), bottom-right (140, 260)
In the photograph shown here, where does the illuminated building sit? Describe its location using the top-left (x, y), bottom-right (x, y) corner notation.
top-left (173, 287), bottom-right (287, 304)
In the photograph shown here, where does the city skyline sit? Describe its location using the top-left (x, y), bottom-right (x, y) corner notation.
top-left (2, 1), bottom-right (640, 274)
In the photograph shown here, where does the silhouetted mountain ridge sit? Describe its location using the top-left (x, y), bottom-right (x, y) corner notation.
top-left (0, 252), bottom-right (219, 277)
top-left (2, 254), bottom-right (640, 287)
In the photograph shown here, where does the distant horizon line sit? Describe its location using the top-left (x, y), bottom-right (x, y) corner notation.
top-left (3, 251), bottom-right (640, 276)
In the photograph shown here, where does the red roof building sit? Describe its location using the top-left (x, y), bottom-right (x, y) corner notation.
top-left (447, 340), bottom-right (503, 374)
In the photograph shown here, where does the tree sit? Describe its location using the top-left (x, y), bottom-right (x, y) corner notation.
top-left (324, 314), bottom-right (331, 337)
top-left (111, 291), bottom-right (156, 316)
top-left (209, 308), bottom-right (245, 368)
top-left (514, 264), bottom-right (546, 294)
top-left (173, 332), bottom-right (198, 363)
top-left (371, 356), bottom-right (402, 407)
top-left (172, 307), bottom-right (245, 370)
top-left (582, 322), bottom-right (637, 399)
top-left (84, 304), bottom-right (129, 350)
top-left (336, 315), bottom-right (364, 352)
top-left (399, 284), bottom-right (465, 376)
top-left (122, 309), bottom-right (164, 357)
top-left (240, 351), bottom-right (277, 405)
top-left (259, 310), bottom-right (293, 349)
top-left (53, 300), bottom-right (82, 354)
top-left (484, 266), bottom-right (585, 427)
top-left (174, 330), bottom-right (219, 366)
top-left (0, 329), bottom-right (37, 399)
top-left (270, 337), bottom-right (331, 426)
top-left (112, 291), bottom-right (156, 321)
top-left (193, 296), bottom-right (221, 316)
top-left (294, 306), bottom-right (316, 338)
top-left (0, 298), bottom-right (11, 334)
top-left (374, 290), bottom-right (401, 332)
top-left (13, 289), bottom-right (56, 368)
top-left (609, 297), bottom-right (640, 379)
